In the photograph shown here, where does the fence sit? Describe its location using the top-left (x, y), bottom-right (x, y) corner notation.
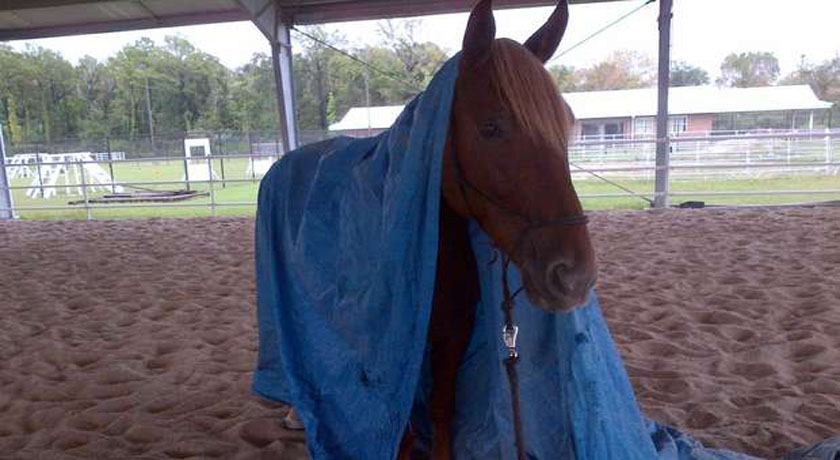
top-left (568, 129), bottom-right (840, 202)
top-left (1, 129), bottom-right (839, 220)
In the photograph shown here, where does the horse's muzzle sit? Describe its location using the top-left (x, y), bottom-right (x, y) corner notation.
top-left (519, 252), bottom-right (597, 312)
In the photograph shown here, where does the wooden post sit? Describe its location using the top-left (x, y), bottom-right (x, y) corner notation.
top-left (217, 133), bottom-right (226, 189)
top-left (208, 155), bottom-right (216, 217)
top-left (79, 160), bottom-right (91, 221)
top-left (826, 128), bottom-right (832, 173)
top-left (36, 154), bottom-right (45, 198)
top-left (248, 130), bottom-right (256, 180)
top-left (182, 139), bottom-right (191, 192)
top-left (106, 137), bottom-right (117, 194)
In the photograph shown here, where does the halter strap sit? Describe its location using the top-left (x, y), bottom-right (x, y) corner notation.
top-left (449, 139), bottom-right (589, 258)
top-left (448, 140), bottom-right (587, 460)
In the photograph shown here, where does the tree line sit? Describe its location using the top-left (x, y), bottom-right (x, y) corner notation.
top-left (1, 22), bottom-right (838, 148)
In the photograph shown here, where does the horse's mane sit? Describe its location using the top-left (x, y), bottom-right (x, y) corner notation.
top-left (489, 38), bottom-right (574, 152)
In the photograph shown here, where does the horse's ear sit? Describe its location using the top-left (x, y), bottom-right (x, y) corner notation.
top-left (523, 0), bottom-right (569, 63)
top-left (462, 0), bottom-right (496, 65)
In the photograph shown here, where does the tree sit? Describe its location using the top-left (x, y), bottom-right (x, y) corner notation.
top-left (783, 56), bottom-right (840, 103)
top-left (574, 50), bottom-right (655, 91)
top-left (548, 65), bottom-right (578, 92)
top-left (291, 21), bottom-right (447, 133)
top-left (77, 56), bottom-right (117, 139)
top-left (230, 53), bottom-right (278, 134)
top-left (782, 56), bottom-right (840, 126)
top-left (11, 46), bottom-right (81, 144)
top-left (0, 28), bottom-right (464, 144)
top-left (717, 52), bottom-right (780, 88)
top-left (293, 26), bottom-right (351, 131)
top-left (377, 20), bottom-right (447, 93)
top-left (670, 61), bottom-right (710, 87)
top-left (0, 45), bottom-right (25, 144)
top-left (108, 38), bottom-right (160, 139)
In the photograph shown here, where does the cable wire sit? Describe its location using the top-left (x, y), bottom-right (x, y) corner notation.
top-left (290, 26), bottom-right (422, 92)
top-left (570, 161), bottom-right (654, 205)
top-left (549, 0), bottom-right (656, 63)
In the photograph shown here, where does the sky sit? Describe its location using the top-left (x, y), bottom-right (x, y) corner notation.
top-left (8, 0), bottom-right (840, 81)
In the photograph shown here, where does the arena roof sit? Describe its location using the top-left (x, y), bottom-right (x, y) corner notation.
top-left (0, 0), bottom-right (620, 41)
top-left (329, 85), bottom-right (834, 131)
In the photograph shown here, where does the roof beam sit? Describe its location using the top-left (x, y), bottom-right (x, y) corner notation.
top-left (0, 0), bottom-right (107, 11)
top-left (278, 0), bottom-right (620, 24)
top-left (0, 9), bottom-right (250, 41)
top-left (0, 0), bottom-right (627, 41)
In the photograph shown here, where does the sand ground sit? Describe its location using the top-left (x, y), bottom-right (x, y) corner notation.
top-left (0, 207), bottom-right (838, 459)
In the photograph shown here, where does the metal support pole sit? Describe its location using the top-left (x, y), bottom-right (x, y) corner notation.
top-left (654, 0), bottom-right (673, 209)
top-left (271, 22), bottom-right (299, 153)
top-left (0, 122), bottom-right (15, 219)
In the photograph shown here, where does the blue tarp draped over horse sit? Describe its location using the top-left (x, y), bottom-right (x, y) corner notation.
top-left (253, 54), bottom-right (766, 459)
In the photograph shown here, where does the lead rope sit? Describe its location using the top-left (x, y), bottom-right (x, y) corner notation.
top-left (501, 256), bottom-right (527, 460)
top-left (449, 135), bottom-right (588, 458)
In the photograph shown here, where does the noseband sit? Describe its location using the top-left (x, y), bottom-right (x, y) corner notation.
top-left (449, 142), bottom-right (589, 258)
top-left (448, 142), bottom-right (587, 460)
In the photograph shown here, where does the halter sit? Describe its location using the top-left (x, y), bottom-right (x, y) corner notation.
top-left (449, 140), bottom-right (588, 460)
top-left (449, 141), bottom-right (589, 259)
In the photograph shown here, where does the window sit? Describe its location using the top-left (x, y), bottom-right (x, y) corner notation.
top-left (670, 116), bottom-right (688, 135)
top-left (582, 123), bottom-right (600, 138)
top-left (634, 117), bottom-right (655, 137)
top-left (635, 116), bottom-right (688, 137)
top-left (604, 123), bottom-right (623, 137)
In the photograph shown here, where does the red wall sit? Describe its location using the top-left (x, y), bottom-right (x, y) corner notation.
top-left (687, 114), bottom-right (714, 134)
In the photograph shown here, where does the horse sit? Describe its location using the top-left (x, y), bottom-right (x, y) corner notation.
top-left (271, 0), bottom-right (595, 456)
top-left (397, 0), bottom-right (597, 458)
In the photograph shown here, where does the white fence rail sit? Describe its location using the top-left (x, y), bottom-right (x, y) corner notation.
top-left (571, 129), bottom-right (840, 180)
top-left (1, 130), bottom-right (839, 219)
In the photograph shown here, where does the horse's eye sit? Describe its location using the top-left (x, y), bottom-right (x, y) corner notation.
top-left (479, 121), bottom-right (503, 139)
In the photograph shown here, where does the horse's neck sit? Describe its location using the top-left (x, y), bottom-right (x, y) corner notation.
top-left (436, 199), bottom-right (480, 308)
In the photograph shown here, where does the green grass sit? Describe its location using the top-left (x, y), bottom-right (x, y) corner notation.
top-left (8, 158), bottom-right (262, 220)
top-left (7, 159), bottom-right (839, 220)
top-left (575, 175), bottom-right (840, 210)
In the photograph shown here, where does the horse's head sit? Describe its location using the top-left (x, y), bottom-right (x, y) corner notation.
top-left (443, 0), bottom-right (596, 312)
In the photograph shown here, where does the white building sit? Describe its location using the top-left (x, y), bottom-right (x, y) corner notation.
top-left (329, 85), bottom-right (833, 140)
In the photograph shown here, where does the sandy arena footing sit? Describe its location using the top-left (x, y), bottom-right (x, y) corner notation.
top-left (0, 207), bottom-right (838, 459)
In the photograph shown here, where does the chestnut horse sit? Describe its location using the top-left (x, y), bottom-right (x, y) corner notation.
top-left (282, 0), bottom-right (595, 457)
top-left (400, 0), bottom-right (597, 458)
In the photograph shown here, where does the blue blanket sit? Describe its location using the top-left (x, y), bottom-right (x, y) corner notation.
top-left (252, 54), bottom-right (806, 459)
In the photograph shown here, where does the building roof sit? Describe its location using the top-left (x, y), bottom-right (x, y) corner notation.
top-left (0, 0), bottom-right (619, 41)
top-left (329, 85), bottom-right (833, 131)
top-left (328, 106), bottom-right (406, 132)
top-left (564, 85), bottom-right (833, 120)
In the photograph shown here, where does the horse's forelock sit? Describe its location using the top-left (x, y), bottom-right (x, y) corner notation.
top-left (488, 39), bottom-right (573, 153)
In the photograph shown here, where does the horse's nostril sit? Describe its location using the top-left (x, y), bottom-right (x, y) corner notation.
top-left (547, 260), bottom-right (574, 294)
